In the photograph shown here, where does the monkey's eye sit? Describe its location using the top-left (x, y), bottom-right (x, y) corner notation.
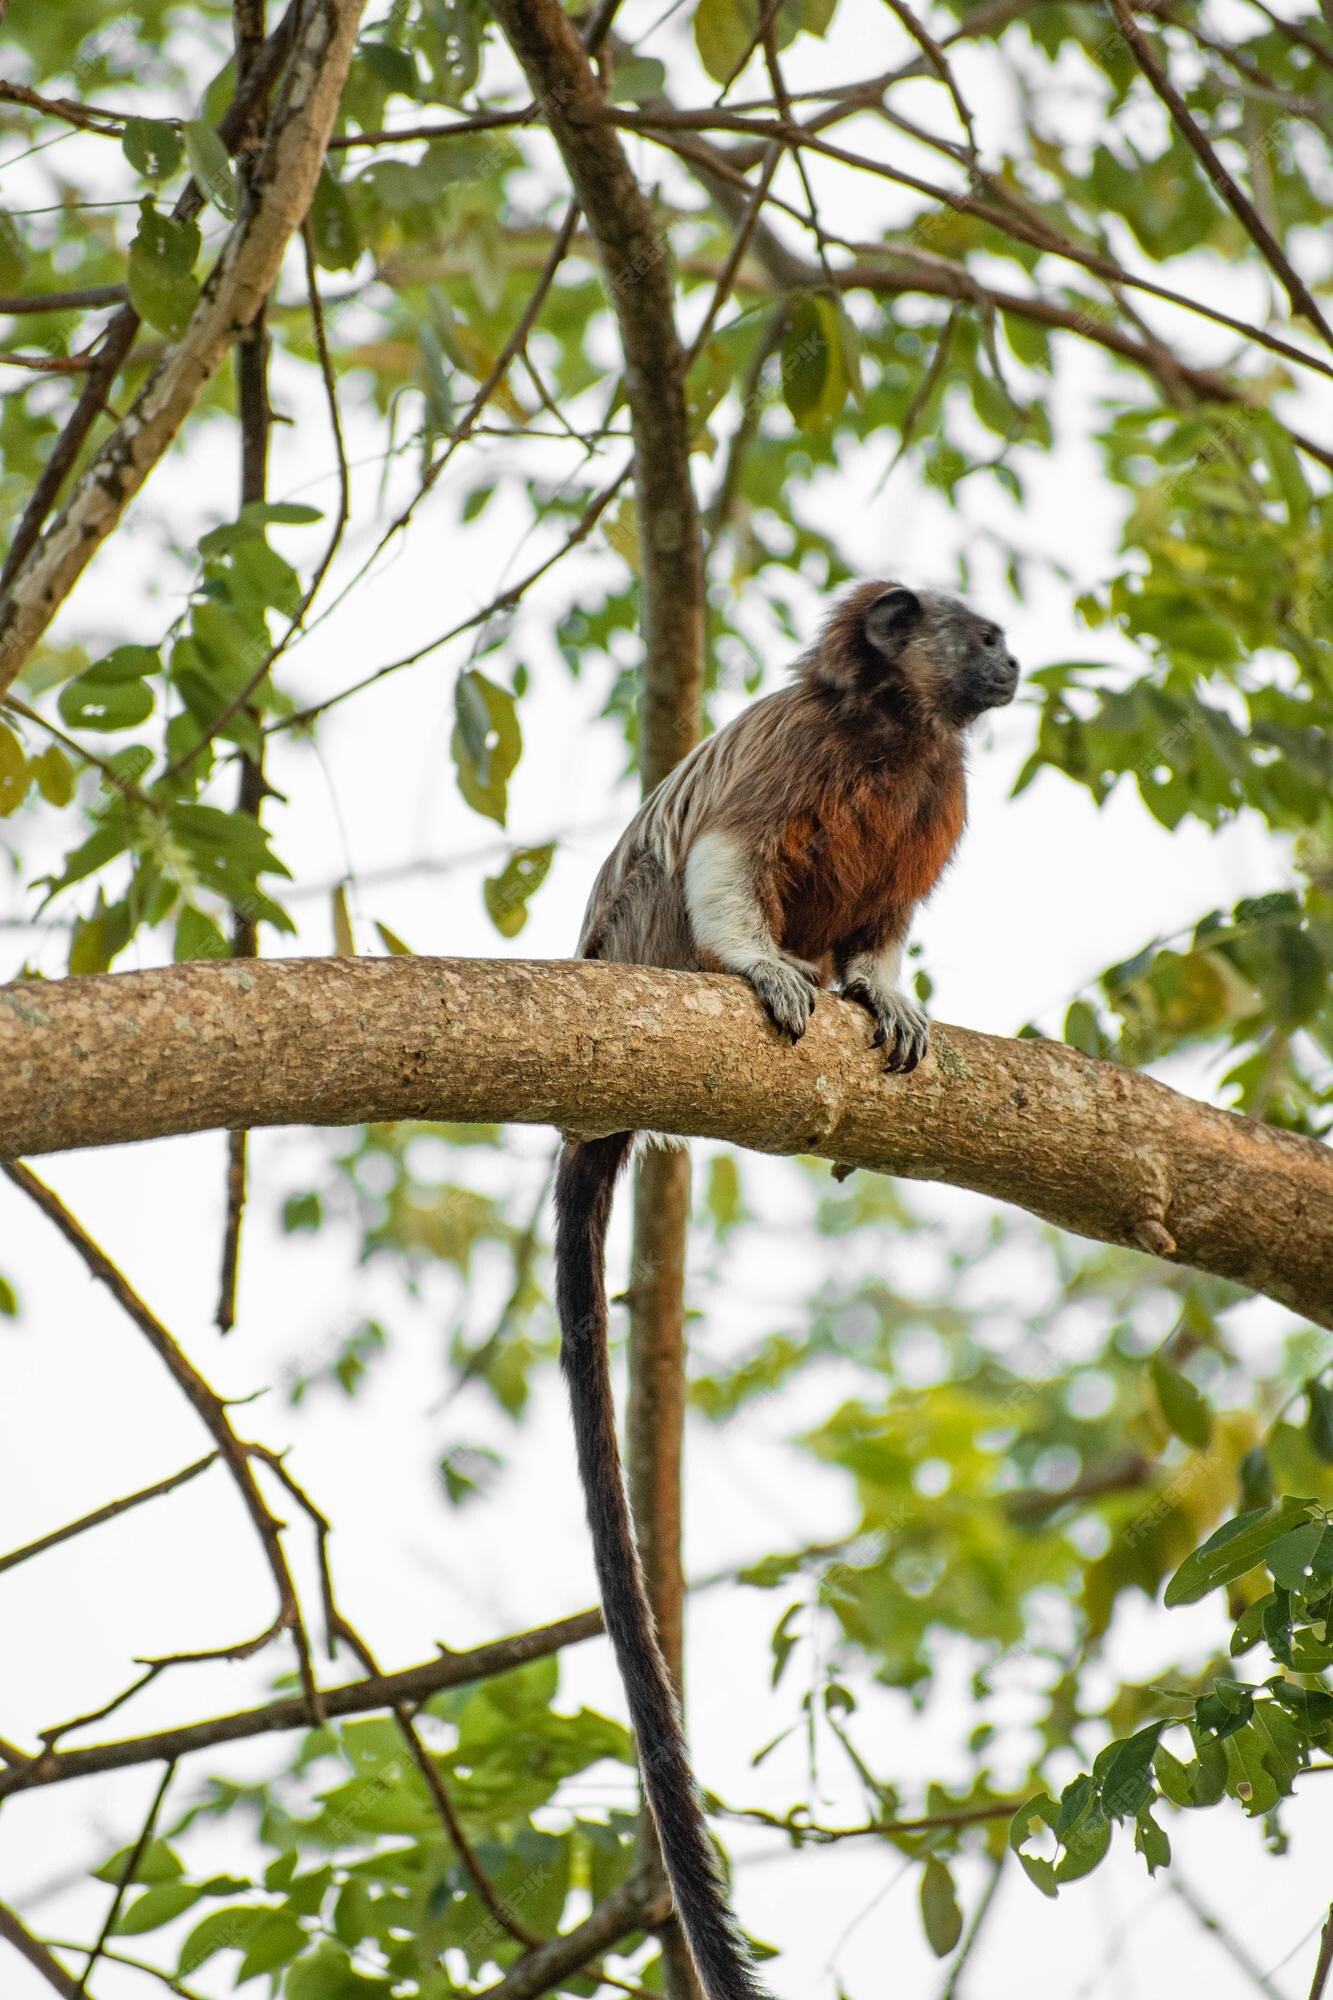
top-left (980, 625), bottom-right (1001, 649)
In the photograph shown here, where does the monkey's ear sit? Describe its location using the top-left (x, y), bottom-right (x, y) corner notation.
top-left (863, 587), bottom-right (924, 658)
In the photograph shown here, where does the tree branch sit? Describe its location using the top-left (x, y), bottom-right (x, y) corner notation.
top-left (0, 1454), bottom-right (218, 1575)
top-left (1105, 0), bottom-right (1333, 348)
top-left (0, 1900), bottom-right (80, 1998)
top-left (485, 16), bottom-right (707, 1989)
top-left (0, 0), bottom-right (369, 693)
top-left (0, 6), bottom-right (298, 592)
top-left (2, 1163), bottom-right (323, 1719)
top-left (1, 955), bottom-right (1329, 1324)
top-left (473, 1874), bottom-right (673, 2000)
top-left (0, 1611), bottom-right (604, 1798)
top-left (488, 0), bottom-right (704, 786)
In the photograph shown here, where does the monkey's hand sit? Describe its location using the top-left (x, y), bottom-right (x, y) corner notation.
top-left (745, 952), bottom-right (821, 1043)
top-left (843, 979), bottom-right (929, 1073)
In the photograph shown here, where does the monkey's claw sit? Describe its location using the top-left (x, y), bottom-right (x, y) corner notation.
top-left (844, 980), bottom-right (930, 1073)
top-left (746, 957), bottom-right (817, 1043)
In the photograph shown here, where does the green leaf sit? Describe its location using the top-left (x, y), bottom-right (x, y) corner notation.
top-left (0, 1276), bottom-right (16, 1316)
top-left (483, 844), bottom-right (553, 938)
top-left (782, 293), bottom-right (851, 430)
top-left (1266, 1519), bottom-right (1333, 1592)
top-left (1165, 1499), bottom-right (1315, 1607)
top-left (123, 117), bottom-right (183, 182)
top-left (183, 119), bottom-right (238, 218)
top-left (309, 168), bottom-right (360, 271)
top-left (1094, 1722), bottom-right (1164, 1820)
top-left (920, 1858), bottom-right (963, 1957)
top-left (1305, 1380), bottom-right (1333, 1464)
top-left (451, 671), bottom-right (521, 827)
top-left (0, 722), bottom-right (30, 816)
top-left (236, 1908), bottom-right (306, 1981)
top-left (331, 882), bottom-right (356, 957)
top-left (1133, 1807), bottom-right (1170, 1874)
top-left (128, 199), bottom-right (201, 338)
top-left (174, 905), bottom-right (228, 962)
top-left (0, 208), bottom-right (26, 291)
top-left (1150, 1356), bottom-right (1213, 1450)
top-left (1009, 1794), bottom-right (1060, 1896)
top-left (113, 1881), bottom-right (205, 1935)
top-left (611, 54), bottom-right (668, 101)
top-left (94, 1838), bottom-right (184, 1886)
top-left (58, 674), bottom-right (156, 733)
top-left (374, 920), bottom-right (414, 956)
top-left (30, 744), bottom-right (75, 807)
top-left (178, 1904), bottom-right (269, 1975)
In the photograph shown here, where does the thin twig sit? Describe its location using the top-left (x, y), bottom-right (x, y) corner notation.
top-left (0, 350), bottom-right (95, 375)
top-left (2, 1163), bottom-right (323, 1722)
top-left (265, 460), bottom-right (631, 736)
top-left (0, 287), bottom-right (127, 318)
top-left (214, 0), bottom-right (275, 1338)
top-left (1169, 1875), bottom-right (1288, 1999)
top-left (0, 4), bottom-right (298, 590)
top-left (76, 1761), bottom-right (177, 1995)
top-left (1309, 1907), bottom-right (1333, 2000)
top-left (1105, 0), bottom-right (1333, 346)
top-left (0, 1899), bottom-right (81, 1997)
top-left (0, 1454), bottom-right (218, 1576)
top-left (0, 1610), bottom-right (605, 1801)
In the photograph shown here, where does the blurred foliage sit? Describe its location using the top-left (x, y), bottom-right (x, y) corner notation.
top-left (2, 0), bottom-right (1332, 1989)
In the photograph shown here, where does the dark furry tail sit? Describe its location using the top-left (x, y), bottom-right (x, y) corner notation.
top-left (554, 1136), bottom-right (771, 2000)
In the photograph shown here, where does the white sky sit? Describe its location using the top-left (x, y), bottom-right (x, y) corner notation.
top-left (1, 2), bottom-right (1329, 1994)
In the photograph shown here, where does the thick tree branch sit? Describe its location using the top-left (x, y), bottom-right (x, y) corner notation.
top-left (485, 17), bottom-right (707, 1990)
top-left (0, 0), bottom-right (369, 692)
top-left (0, 7), bottom-right (299, 592)
top-left (488, 0), bottom-right (704, 787)
top-left (474, 1874), bottom-right (674, 2000)
top-left (0, 1610), bottom-right (603, 1799)
top-left (1, 955), bottom-right (1329, 1326)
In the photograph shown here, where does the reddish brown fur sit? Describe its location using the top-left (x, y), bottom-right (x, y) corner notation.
top-left (577, 578), bottom-right (1000, 983)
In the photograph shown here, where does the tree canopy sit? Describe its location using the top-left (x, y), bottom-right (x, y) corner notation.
top-left (0, 0), bottom-right (1331, 1995)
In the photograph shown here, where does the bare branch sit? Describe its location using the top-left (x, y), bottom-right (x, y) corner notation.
top-left (1, 1164), bottom-right (323, 1720)
top-left (1105, 0), bottom-right (1333, 347)
top-left (0, 0), bottom-right (370, 693)
top-left (75, 1761), bottom-right (176, 1996)
top-left (0, 6), bottom-right (298, 591)
top-left (0, 1454), bottom-right (219, 1576)
top-left (0, 1900), bottom-right (81, 1998)
top-left (1310, 1906), bottom-right (1333, 2000)
top-left (489, 0), bottom-right (704, 786)
top-left (0, 1611), bottom-right (604, 1798)
top-left (1, 954), bottom-right (1329, 1322)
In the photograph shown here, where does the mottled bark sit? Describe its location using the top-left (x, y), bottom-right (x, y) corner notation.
top-left (2, 955), bottom-right (1329, 1327)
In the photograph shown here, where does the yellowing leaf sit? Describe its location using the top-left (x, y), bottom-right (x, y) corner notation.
top-left (0, 722), bottom-right (30, 815)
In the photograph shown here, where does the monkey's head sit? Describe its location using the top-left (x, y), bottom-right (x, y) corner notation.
top-left (812, 582), bottom-right (1020, 729)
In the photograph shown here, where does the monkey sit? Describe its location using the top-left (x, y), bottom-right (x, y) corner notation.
top-left (553, 582), bottom-right (1020, 2000)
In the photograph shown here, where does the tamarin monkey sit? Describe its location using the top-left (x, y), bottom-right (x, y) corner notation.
top-left (554, 582), bottom-right (1020, 2000)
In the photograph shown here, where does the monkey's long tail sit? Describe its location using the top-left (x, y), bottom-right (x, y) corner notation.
top-left (554, 1135), bottom-right (772, 2000)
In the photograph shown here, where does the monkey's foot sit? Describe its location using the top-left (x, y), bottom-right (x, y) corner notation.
top-left (746, 956), bottom-right (818, 1042)
top-left (843, 980), bottom-right (930, 1073)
